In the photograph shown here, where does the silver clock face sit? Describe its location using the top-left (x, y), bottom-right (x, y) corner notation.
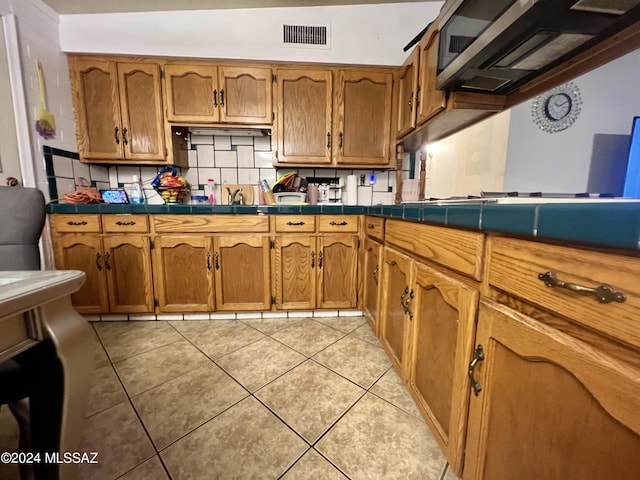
top-left (531, 82), bottom-right (582, 133)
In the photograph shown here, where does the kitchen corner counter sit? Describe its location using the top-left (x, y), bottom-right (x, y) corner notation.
top-left (46, 201), bottom-right (640, 251)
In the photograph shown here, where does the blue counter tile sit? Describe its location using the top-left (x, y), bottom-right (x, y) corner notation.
top-left (300, 205), bottom-right (322, 214)
top-left (213, 205), bottom-right (235, 214)
top-left (99, 204), bottom-right (127, 214)
top-left (403, 206), bottom-right (422, 221)
top-left (537, 203), bottom-right (640, 249)
top-left (274, 205), bottom-right (302, 214)
top-left (47, 203), bottom-right (77, 213)
top-left (420, 206), bottom-right (447, 224)
top-left (127, 204), bottom-right (149, 214)
top-left (342, 205), bottom-right (366, 214)
top-left (446, 205), bottom-right (482, 229)
top-left (164, 204), bottom-right (192, 214)
top-left (145, 205), bottom-right (170, 214)
top-left (482, 204), bottom-right (537, 236)
top-left (320, 205), bottom-right (343, 214)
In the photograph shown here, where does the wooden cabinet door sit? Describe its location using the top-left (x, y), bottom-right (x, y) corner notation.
top-left (334, 70), bottom-right (393, 166)
top-left (396, 47), bottom-right (419, 137)
top-left (102, 235), bottom-right (154, 313)
top-left (317, 234), bottom-right (358, 309)
top-left (416, 28), bottom-right (446, 125)
top-left (276, 69), bottom-right (333, 165)
top-left (379, 247), bottom-right (413, 378)
top-left (164, 64), bottom-right (219, 123)
top-left (218, 66), bottom-right (272, 124)
top-left (214, 235), bottom-right (271, 311)
top-left (273, 236), bottom-right (316, 310)
top-left (117, 63), bottom-right (165, 161)
top-left (362, 237), bottom-right (382, 333)
top-left (153, 236), bottom-right (214, 312)
top-left (408, 262), bottom-right (478, 476)
top-left (70, 58), bottom-right (121, 161)
top-left (52, 234), bottom-right (109, 314)
top-left (464, 299), bottom-right (640, 480)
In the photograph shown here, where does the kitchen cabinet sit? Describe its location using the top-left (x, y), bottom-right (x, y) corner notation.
top-left (275, 67), bottom-right (395, 168)
top-left (396, 47), bottom-right (419, 138)
top-left (317, 234), bottom-right (359, 309)
top-left (416, 26), bottom-right (446, 125)
top-left (51, 214), bottom-right (154, 314)
top-left (164, 63), bottom-right (272, 124)
top-left (362, 216), bottom-right (385, 333)
top-left (69, 57), bottom-right (166, 164)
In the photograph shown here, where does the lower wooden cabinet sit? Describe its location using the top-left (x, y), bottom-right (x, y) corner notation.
top-left (362, 236), bottom-right (382, 333)
top-left (317, 235), bottom-right (358, 309)
top-left (464, 299), bottom-right (640, 480)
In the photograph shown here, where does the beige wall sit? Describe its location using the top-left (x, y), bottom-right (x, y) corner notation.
top-left (0, 18), bottom-right (21, 185)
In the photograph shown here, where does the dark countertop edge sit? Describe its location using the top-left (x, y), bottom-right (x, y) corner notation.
top-left (46, 202), bottom-right (640, 252)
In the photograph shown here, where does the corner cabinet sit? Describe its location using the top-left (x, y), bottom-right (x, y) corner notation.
top-left (396, 47), bottom-right (419, 137)
top-left (69, 57), bottom-right (166, 164)
top-left (362, 216), bottom-right (384, 333)
top-left (164, 63), bottom-right (272, 125)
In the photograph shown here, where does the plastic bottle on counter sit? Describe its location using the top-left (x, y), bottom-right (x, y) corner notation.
top-left (130, 175), bottom-right (145, 204)
top-left (206, 178), bottom-right (216, 205)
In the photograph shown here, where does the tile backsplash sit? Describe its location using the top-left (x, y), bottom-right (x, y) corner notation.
top-left (45, 134), bottom-right (410, 205)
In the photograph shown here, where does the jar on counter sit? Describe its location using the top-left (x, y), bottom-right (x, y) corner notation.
top-left (189, 195), bottom-right (208, 205)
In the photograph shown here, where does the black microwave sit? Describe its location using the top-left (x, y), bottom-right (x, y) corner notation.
top-left (436, 0), bottom-right (640, 94)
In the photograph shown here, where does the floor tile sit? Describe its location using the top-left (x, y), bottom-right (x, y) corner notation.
top-left (161, 396), bottom-right (307, 479)
top-left (132, 364), bottom-right (248, 450)
top-left (117, 456), bottom-right (169, 480)
top-left (170, 320), bottom-right (265, 359)
top-left (350, 322), bottom-right (382, 347)
top-left (94, 321), bottom-right (182, 363)
top-left (240, 316), bottom-right (302, 335)
top-left (370, 367), bottom-right (424, 419)
top-left (313, 335), bottom-right (391, 388)
top-left (271, 319), bottom-right (346, 357)
top-left (78, 402), bottom-right (155, 480)
top-left (113, 339), bottom-right (210, 396)
top-left (85, 364), bottom-right (127, 417)
top-left (216, 337), bottom-right (306, 392)
top-left (281, 449), bottom-right (348, 479)
top-left (255, 360), bottom-right (364, 443)
top-left (313, 315), bottom-right (367, 333)
top-left (92, 335), bottom-right (111, 369)
top-left (316, 393), bottom-right (446, 480)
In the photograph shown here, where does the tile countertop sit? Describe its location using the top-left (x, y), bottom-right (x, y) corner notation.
top-left (46, 201), bottom-right (640, 252)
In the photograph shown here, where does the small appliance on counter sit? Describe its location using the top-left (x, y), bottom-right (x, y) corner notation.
top-left (307, 177), bottom-right (343, 205)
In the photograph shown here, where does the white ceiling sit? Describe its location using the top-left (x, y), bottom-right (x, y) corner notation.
top-left (41, 0), bottom-right (434, 15)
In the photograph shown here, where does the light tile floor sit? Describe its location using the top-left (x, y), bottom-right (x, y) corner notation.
top-left (0, 316), bottom-right (462, 480)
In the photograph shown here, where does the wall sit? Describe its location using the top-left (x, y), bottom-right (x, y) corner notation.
top-left (503, 48), bottom-right (640, 194)
top-left (58, 2), bottom-right (443, 67)
top-left (0, 17), bottom-right (21, 185)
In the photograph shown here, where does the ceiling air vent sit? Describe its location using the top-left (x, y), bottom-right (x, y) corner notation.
top-left (283, 24), bottom-right (330, 48)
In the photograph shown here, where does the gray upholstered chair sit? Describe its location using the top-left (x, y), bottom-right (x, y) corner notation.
top-left (0, 186), bottom-right (46, 479)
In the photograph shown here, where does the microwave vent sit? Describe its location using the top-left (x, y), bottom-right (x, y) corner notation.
top-left (461, 75), bottom-right (511, 92)
top-left (283, 24), bottom-right (329, 47)
top-left (449, 35), bottom-right (475, 54)
top-left (570, 0), bottom-right (640, 15)
top-left (510, 33), bottom-right (594, 70)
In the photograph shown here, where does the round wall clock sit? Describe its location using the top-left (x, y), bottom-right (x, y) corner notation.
top-left (531, 82), bottom-right (583, 133)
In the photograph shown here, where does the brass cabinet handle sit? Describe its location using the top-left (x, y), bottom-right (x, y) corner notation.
top-left (329, 221), bottom-right (348, 226)
top-left (538, 271), bottom-right (626, 304)
top-left (400, 285), bottom-right (409, 314)
top-left (468, 345), bottom-right (485, 396)
top-left (122, 127), bottom-right (128, 145)
top-left (311, 251), bottom-right (315, 268)
top-left (220, 89), bottom-right (225, 107)
top-left (373, 264), bottom-right (379, 285)
top-left (104, 252), bottom-right (111, 271)
top-left (115, 221), bottom-right (136, 226)
top-left (404, 289), bottom-right (414, 320)
top-left (287, 221), bottom-right (305, 226)
top-left (206, 252), bottom-right (211, 271)
top-left (214, 251), bottom-right (220, 270)
top-left (114, 126), bottom-right (120, 144)
top-left (318, 251), bottom-right (323, 269)
top-left (213, 90), bottom-right (218, 107)
top-left (367, 223), bottom-right (375, 229)
top-left (339, 132), bottom-right (343, 149)
top-left (327, 132), bottom-right (331, 149)
top-left (95, 253), bottom-right (102, 271)
top-left (67, 220), bottom-right (87, 226)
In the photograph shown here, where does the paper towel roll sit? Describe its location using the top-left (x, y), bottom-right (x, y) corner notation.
top-left (345, 175), bottom-right (358, 205)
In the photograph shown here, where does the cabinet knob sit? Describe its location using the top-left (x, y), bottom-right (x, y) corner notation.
top-left (538, 271), bottom-right (626, 304)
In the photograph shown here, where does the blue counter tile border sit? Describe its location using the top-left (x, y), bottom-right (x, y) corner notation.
top-left (45, 202), bottom-right (640, 251)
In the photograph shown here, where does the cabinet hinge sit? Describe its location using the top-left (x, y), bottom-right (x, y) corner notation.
top-left (272, 73), bottom-right (276, 83)
top-left (154, 298), bottom-right (159, 308)
top-left (150, 240), bottom-right (155, 249)
top-left (160, 69), bottom-right (164, 79)
top-left (271, 295), bottom-right (276, 305)
top-left (270, 239), bottom-right (275, 249)
top-left (272, 111), bottom-right (275, 122)
top-left (474, 308), bottom-right (479, 325)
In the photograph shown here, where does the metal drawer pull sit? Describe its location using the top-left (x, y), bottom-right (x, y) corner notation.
top-left (468, 345), bottom-right (485, 396)
top-left (329, 221), bottom-right (348, 226)
top-left (400, 286), bottom-right (409, 314)
top-left (115, 221), bottom-right (137, 226)
top-left (104, 252), bottom-right (111, 271)
top-left (95, 253), bottom-right (102, 271)
top-left (67, 221), bottom-right (88, 226)
top-left (311, 251), bottom-right (315, 268)
top-left (286, 221), bottom-right (305, 226)
top-left (214, 252), bottom-right (220, 270)
top-left (404, 289), bottom-right (414, 320)
top-left (367, 223), bottom-right (375, 229)
top-left (538, 271), bottom-right (626, 304)
top-left (318, 251), bottom-right (323, 269)
top-left (372, 264), bottom-right (379, 285)
top-left (206, 252), bottom-right (211, 271)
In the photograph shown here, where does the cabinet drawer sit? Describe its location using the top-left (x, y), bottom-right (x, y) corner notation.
top-left (50, 214), bottom-right (101, 233)
top-left (488, 236), bottom-right (640, 349)
top-left (364, 216), bottom-right (384, 241)
top-left (385, 220), bottom-right (484, 280)
top-left (102, 215), bottom-right (149, 233)
top-left (153, 215), bottom-right (270, 233)
top-left (317, 215), bottom-right (359, 233)
top-left (274, 215), bottom-right (316, 233)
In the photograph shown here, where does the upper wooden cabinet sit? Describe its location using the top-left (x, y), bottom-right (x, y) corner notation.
top-left (164, 63), bottom-right (272, 125)
top-left (69, 57), bottom-right (166, 164)
top-left (275, 66), bottom-right (395, 168)
top-left (416, 27), bottom-right (446, 125)
top-left (396, 47), bottom-right (419, 138)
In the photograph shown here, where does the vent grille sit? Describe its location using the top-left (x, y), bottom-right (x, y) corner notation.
top-left (283, 24), bottom-right (328, 46)
top-left (449, 35), bottom-right (475, 54)
top-left (571, 0), bottom-right (640, 15)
